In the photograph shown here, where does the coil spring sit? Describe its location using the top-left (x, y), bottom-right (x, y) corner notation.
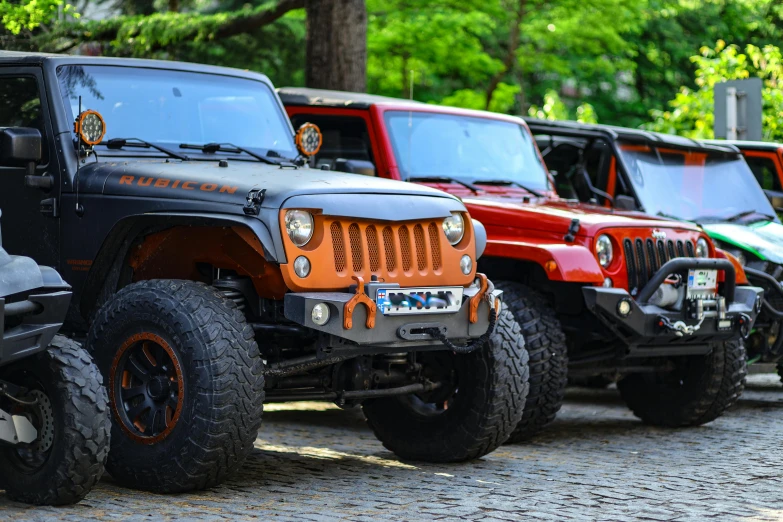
top-left (213, 279), bottom-right (246, 312)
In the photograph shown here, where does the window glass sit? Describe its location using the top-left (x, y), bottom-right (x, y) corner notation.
top-left (744, 155), bottom-right (782, 191)
top-left (290, 114), bottom-right (374, 172)
top-left (0, 76), bottom-right (47, 162)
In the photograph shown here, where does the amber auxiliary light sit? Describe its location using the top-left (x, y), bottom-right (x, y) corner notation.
top-left (74, 110), bottom-right (106, 147)
top-left (295, 122), bottom-right (323, 157)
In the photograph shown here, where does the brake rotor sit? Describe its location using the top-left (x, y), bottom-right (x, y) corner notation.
top-left (28, 390), bottom-right (54, 451)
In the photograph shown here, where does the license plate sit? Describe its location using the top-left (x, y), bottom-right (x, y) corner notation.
top-left (687, 269), bottom-right (718, 299)
top-left (376, 287), bottom-right (463, 316)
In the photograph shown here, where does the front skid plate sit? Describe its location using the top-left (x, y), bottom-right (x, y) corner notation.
top-left (284, 287), bottom-right (501, 346)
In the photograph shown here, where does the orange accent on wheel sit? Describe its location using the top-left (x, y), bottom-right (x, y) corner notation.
top-left (109, 332), bottom-right (185, 445)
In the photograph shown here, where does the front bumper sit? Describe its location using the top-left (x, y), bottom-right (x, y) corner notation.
top-left (583, 258), bottom-right (762, 357)
top-left (284, 283), bottom-right (500, 350)
top-left (0, 291), bottom-right (72, 367)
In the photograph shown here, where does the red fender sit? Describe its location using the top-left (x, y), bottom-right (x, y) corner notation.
top-left (484, 239), bottom-right (605, 284)
top-left (714, 249), bottom-right (749, 285)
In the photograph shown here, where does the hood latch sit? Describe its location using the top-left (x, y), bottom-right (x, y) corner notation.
top-left (564, 218), bottom-right (581, 242)
top-left (243, 188), bottom-right (266, 216)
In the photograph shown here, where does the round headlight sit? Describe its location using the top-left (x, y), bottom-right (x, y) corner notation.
top-left (696, 237), bottom-right (710, 258)
top-left (595, 234), bottom-right (613, 268)
top-left (311, 303), bottom-right (330, 326)
top-left (75, 110), bottom-right (106, 146)
top-left (293, 255), bottom-right (311, 278)
top-left (442, 213), bottom-right (465, 245)
top-left (285, 210), bottom-right (314, 247)
top-left (460, 255), bottom-right (473, 275)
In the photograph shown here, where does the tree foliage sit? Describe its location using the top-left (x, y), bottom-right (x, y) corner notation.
top-left (647, 41), bottom-right (783, 141)
top-left (1, 0), bottom-right (78, 36)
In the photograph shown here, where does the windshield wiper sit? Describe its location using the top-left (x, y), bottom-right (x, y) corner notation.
top-left (102, 138), bottom-right (190, 161)
top-left (472, 179), bottom-right (543, 198)
top-left (726, 210), bottom-right (776, 223)
top-left (407, 176), bottom-right (482, 194)
top-left (179, 142), bottom-right (293, 166)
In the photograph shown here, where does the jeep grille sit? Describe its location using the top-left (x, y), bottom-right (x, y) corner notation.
top-left (624, 238), bottom-right (695, 296)
top-left (330, 220), bottom-right (443, 277)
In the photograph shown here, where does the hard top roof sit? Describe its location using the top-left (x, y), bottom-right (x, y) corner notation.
top-left (277, 87), bottom-right (424, 109)
top-left (703, 139), bottom-right (783, 152)
top-left (524, 117), bottom-right (740, 155)
top-left (0, 51), bottom-right (272, 84)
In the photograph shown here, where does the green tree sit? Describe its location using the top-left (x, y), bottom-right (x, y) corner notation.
top-left (647, 41), bottom-right (783, 141)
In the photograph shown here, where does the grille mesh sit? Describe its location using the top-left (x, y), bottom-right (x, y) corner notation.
top-left (399, 227), bottom-right (412, 272)
top-left (429, 223), bottom-right (442, 270)
top-left (366, 226), bottom-right (380, 272)
top-left (624, 236), bottom-right (696, 295)
top-left (331, 222), bottom-right (345, 272)
top-left (414, 224), bottom-right (427, 271)
top-left (348, 224), bottom-right (363, 272)
top-left (382, 226), bottom-right (396, 271)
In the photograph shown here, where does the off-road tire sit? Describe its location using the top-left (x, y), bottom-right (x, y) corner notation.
top-left (0, 336), bottom-right (110, 505)
top-left (362, 305), bottom-right (529, 462)
top-left (617, 340), bottom-right (747, 427)
top-left (494, 281), bottom-right (568, 442)
top-left (87, 280), bottom-right (264, 493)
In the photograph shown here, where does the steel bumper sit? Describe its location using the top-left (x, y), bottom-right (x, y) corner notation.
top-left (284, 285), bottom-right (501, 349)
top-left (0, 291), bottom-right (72, 367)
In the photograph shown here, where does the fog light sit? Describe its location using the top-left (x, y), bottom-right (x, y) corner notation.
top-left (460, 255), bottom-right (473, 275)
top-left (602, 277), bottom-right (613, 288)
top-left (617, 298), bottom-right (633, 318)
top-left (294, 256), bottom-right (311, 278)
top-left (311, 303), bottom-right (330, 326)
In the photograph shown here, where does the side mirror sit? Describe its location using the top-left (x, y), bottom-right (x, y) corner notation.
top-left (332, 158), bottom-right (376, 176)
top-left (0, 127), bottom-right (42, 167)
top-left (614, 194), bottom-right (637, 210)
top-left (764, 189), bottom-right (783, 212)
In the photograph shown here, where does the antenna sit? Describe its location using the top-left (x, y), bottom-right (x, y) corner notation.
top-left (74, 96), bottom-right (84, 217)
top-left (406, 69), bottom-right (413, 181)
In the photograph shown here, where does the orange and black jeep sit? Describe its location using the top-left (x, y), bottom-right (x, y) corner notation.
top-left (0, 53), bottom-right (530, 493)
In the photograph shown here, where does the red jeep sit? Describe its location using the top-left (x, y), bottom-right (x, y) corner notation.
top-left (281, 88), bottom-right (763, 439)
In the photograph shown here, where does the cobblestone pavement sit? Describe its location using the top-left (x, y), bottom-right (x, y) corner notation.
top-left (3, 374), bottom-right (782, 521)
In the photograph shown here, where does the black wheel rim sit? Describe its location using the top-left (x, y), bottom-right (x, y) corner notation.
top-left (110, 332), bottom-right (184, 443)
top-left (403, 352), bottom-right (459, 417)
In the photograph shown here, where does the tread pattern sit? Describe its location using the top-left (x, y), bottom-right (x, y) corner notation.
top-left (0, 336), bottom-right (110, 505)
top-left (362, 305), bottom-right (529, 462)
top-left (86, 280), bottom-right (264, 493)
top-left (618, 340), bottom-right (747, 427)
top-left (494, 281), bottom-right (568, 442)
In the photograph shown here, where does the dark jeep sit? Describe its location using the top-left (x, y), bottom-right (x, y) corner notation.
top-left (0, 52), bottom-right (529, 493)
top-left (0, 208), bottom-right (109, 505)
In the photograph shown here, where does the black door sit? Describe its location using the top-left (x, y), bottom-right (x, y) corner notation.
top-left (0, 67), bottom-right (60, 268)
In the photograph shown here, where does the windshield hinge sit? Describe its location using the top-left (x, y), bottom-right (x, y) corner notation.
top-left (243, 188), bottom-right (266, 216)
top-left (40, 197), bottom-right (59, 218)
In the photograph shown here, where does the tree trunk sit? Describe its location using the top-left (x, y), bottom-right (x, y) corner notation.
top-left (485, 0), bottom-right (526, 110)
top-left (305, 0), bottom-right (367, 92)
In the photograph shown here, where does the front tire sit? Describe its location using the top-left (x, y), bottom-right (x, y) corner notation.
top-left (494, 281), bottom-right (568, 442)
top-left (617, 340), bottom-right (747, 427)
top-left (87, 280), bottom-right (264, 493)
top-left (0, 336), bottom-right (110, 505)
top-left (362, 305), bottom-right (529, 462)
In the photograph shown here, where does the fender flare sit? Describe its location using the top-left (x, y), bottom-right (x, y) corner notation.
top-left (483, 239), bottom-right (605, 284)
top-left (80, 212), bottom-right (278, 319)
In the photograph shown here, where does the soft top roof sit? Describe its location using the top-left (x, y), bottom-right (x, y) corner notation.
top-left (277, 87), bottom-right (424, 109)
top-left (0, 51), bottom-right (273, 85)
top-left (524, 117), bottom-right (740, 155)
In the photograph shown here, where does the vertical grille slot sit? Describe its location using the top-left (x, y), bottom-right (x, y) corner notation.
top-left (656, 239), bottom-right (667, 267)
top-left (428, 223), bottom-right (442, 270)
top-left (366, 226), bottom-right (380, 272)
top-left (646, 239), bottom-right (658, 274)
top-left (382, 226), bottom-right (396, 271)
top-left (399, 226), bottom-right (412, 272)
top-left (624, 239), bottom-right (637, 293)
top-left (686, 240), bottom-right (695, 257)
top-left (635, 239), bottom-right (648, 287)
top-left (676, 240), bottom-right (685, 257)
top-left (413, 224), bottom-right (427, 271)
top-left (331, 222), bottom-right (346, 273)
top-left (667, 240), bottom-right (676, 260)
top-left (348, 223), bottom-right (363, 272)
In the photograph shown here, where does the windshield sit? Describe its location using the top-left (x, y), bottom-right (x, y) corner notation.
top-left (384, 111), bottom-right (550, 190)
top-left (619, 144), bottom-right (776, 222)
top-left (57, 65), bottom-right (297, 158)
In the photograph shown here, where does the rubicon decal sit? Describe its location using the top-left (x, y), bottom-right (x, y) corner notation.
top-left (119, 175), bottom-right (238, 194)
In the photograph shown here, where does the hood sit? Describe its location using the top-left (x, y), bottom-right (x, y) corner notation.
top-left (703, 221), bottom-right (783, 264)
top-left (462, 195), bottom-right (701, 239)
top-left (79, 159), bottom-right (458, 209)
